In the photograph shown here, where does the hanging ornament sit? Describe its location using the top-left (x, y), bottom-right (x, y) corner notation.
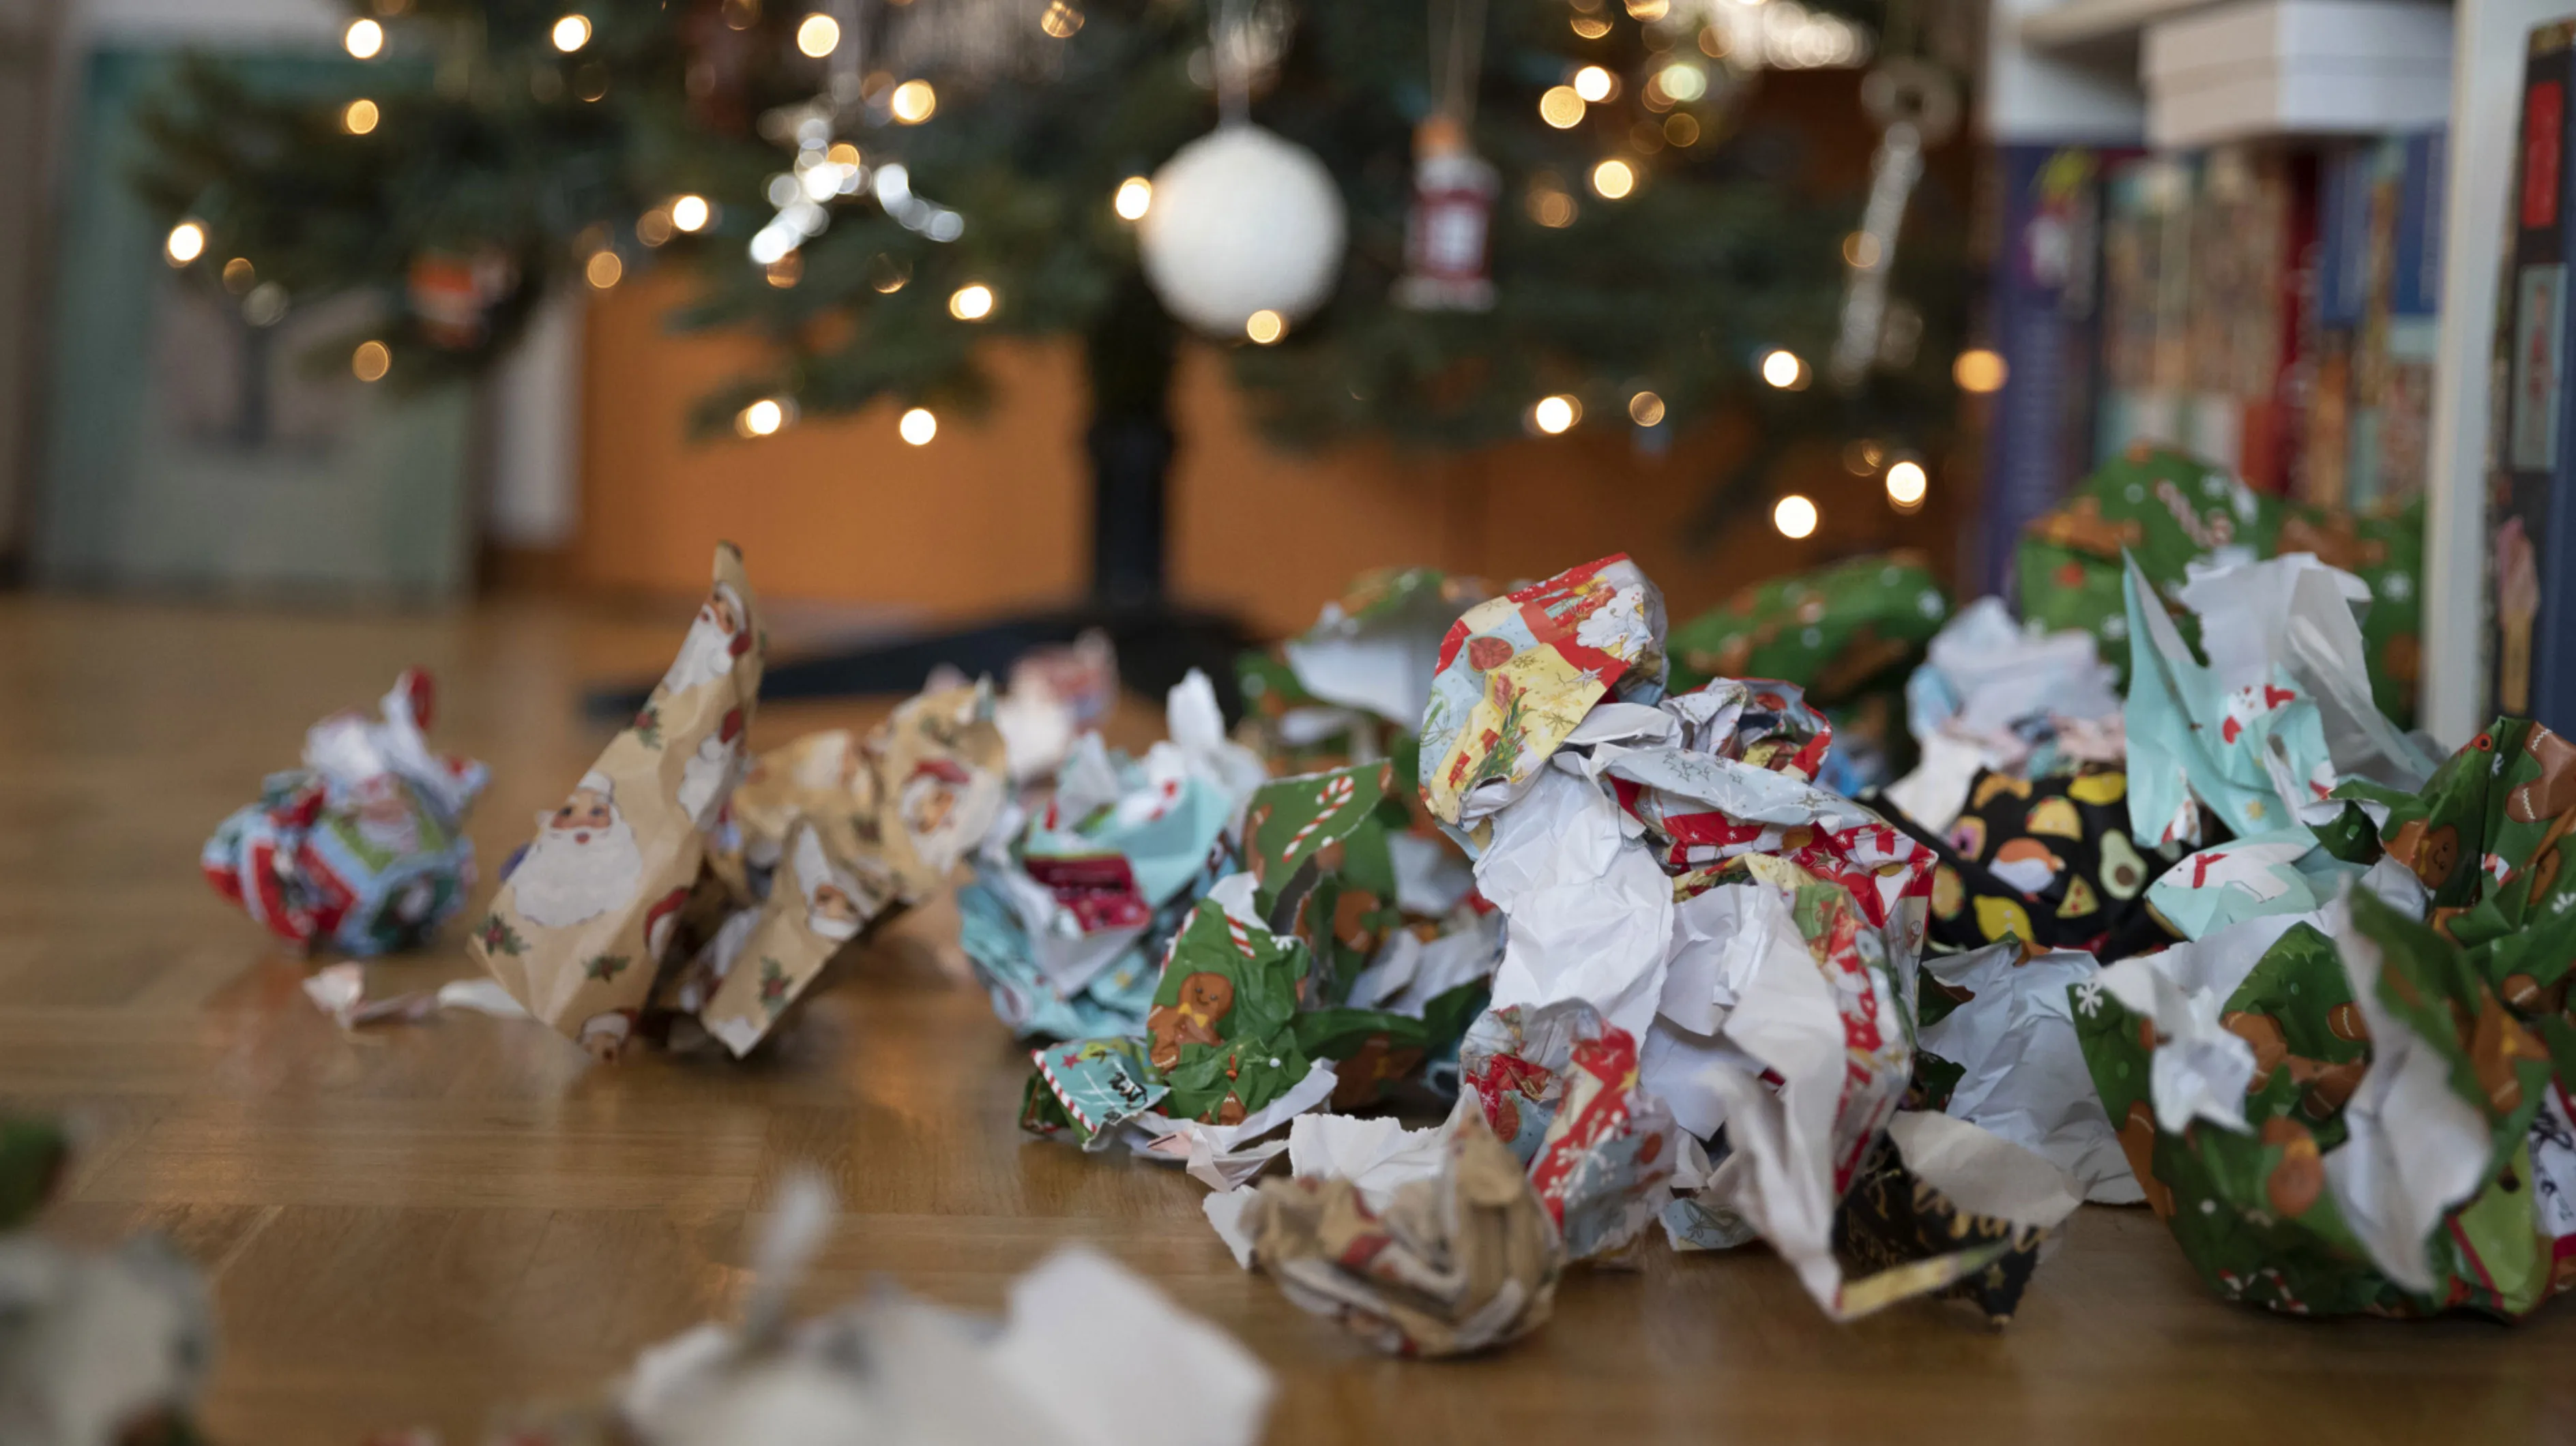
top-left (408, 250), bottom-right (516, 349)
top-left (1394, 0), bottom-right (1495, 312)
top-left (1139, 0), bottom-right (1345, 338)
top-left (1826, 56), bottom-right (1956, 389)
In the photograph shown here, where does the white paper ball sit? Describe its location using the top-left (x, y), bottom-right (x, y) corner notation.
top-left (1138, 125), bottom-right (1347, 337)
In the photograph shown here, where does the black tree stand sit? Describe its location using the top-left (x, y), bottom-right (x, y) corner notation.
top-left (586, 276), bottom-right (1255, 723)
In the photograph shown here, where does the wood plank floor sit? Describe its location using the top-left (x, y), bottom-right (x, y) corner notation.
top-left (5, 593), bottom-right (2574, 1445)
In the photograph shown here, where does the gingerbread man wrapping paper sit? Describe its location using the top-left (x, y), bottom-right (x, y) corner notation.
top-left (2075, 718), bottom-right (2576, 1318)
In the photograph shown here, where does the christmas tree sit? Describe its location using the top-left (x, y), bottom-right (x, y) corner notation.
top-left (132, 0), bottom-right (1962, 604)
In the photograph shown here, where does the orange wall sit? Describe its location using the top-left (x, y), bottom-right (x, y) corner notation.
top-left (575, 276), bottom-right (1967, 638)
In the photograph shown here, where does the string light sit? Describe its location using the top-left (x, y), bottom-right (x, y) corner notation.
top-left (1625, 0), bottom-right (1670, 16)
top-left (796, 12), bottom-right (839, 56)
top-left (1760, 349), bottom-right (1805, 389)
top-left (766, 253), bottom-right (802, 287)
top-left (585, 250), bottom-right (623, 288)
top-left (949, 283), bottom-right (993, 320)
top-left (1531, 395), bottom-right (1579, 434)
top-left (1244, 309), bottom-right (1284, 344)
top-left (1628, 390), bottom-right (1665, 426)
top-left (164, 220), bottom-right (205, 266)
top-left (1773, 495), bottom-right (1818, 538)
top-left (670, 194), bottom-right (712, 232)
top-left (222, 257), bottom-right (257, 293)
top-left (638, 209), bottom-right (674, 246)
top-left (1572, 65), bottom-right (1614, 102)
top-left (345, 18), bottom-right (384, 58)
top-left (1656, 62), bottom-right (1708, 102)
top-left (1842, 232), bottom-right (1881, 268)
top-left (899, 407), bottom-right (938, 445)
top-left (737, 398), bottom-right (790, 437)
top-left (868, 254), bottom-right (911, 293)
top-left (1113, 175), bottom-right (1152, 221)
top-left (1886, 459), bottom-right (1929, 507)
top-left (1538, 85), bottom-right (1585, 128)
top-left (342, 98), bottom-right (379, 134)
top-left (890, 80), bottom-right (937, 123)
top-left (351, 340), bottom-right (391, 382)
top-left (1665, 112), bottom-right (1701, 146)
top-left (1040, 0), bottom-right (1084, 37)
top-left (1570, 14), bottom-right (1611, 36)
top-left (1954, 349), bottom-right (2008, 394)
top-left (551, 14), bottom-right (591, 51)
top-left (1590, 158), bottom-right (1635, 199)
top-left (242, 282), bottom-right (287, 327)
top-left (827, 141), bottom-right (862, 167)
top-left (1843, 440), bottom-right (1886, 474)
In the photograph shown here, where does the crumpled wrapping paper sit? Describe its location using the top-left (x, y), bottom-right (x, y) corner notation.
top-left (475, 544), bottom-right (1006, 1059)
top-left (504, 1177), bottom-right (1271, 1446)
top-left (1238, 566), bottom-right (1488, 777)
top-left (2124, 552), bottom-right (2433, 851)
top-left (2073, 717), bottom-right (2576, 1317)
top-left (1882, 595), bottom-right (2122, 834)
top-left (203, 668), bottom-right (488, 956)
top-left (1415, 555), bottom-right (2081, 1322)
top-left (1892, 765), bottom-right (2185, 961)
top-left (473, 544), bottom-right (767, 1057)
top-left (2015, 442), bottom-right (2424, 726)
top-left (1667, 552), bottom-right (1950, 700)
top-left (1913, 943), bottom-right (2141, 1202)
top-left (960, 673), bottom-right (1262, 1041)
top-left (1831, 1110), bottom-right (2084, 1325)
top-left (1242, 1104), bottom-right (1561, 1357)
top-left (0, 1121), bottom-right (214, 1446)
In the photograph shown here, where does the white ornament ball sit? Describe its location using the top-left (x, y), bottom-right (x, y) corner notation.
top-left (1138, 125), bottom-right (1347, 338)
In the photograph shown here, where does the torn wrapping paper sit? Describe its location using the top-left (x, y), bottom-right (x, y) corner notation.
top-left (1238, 567), bottom-right (1487, 776)
top-left (2015, 443), bottom-right (2425, 726)
top-left (1883, 597), bottom-right (2122, 833)
top-left (1419, 552), bottom-right (1668, 836)
top-left (472, 544), bottom-right (767, 1057)
top-left (1914, 943), bottom-right (2140, 1202)
top-left (1665, 553), bottom-right (1952, 793)
top-left (659, 685), bottom-right (1008, 1058)
top-left (0, 1123), bottom-right (214, 1446)
top-left (1239, 760), bottom-right (1413, 1003)
top-left (1414, 555), bottom-right (2076, 1321)
top-left (1832, 1110), bottom-right (2084, 1325)
top-left (1890, 766), bottom-right (2184, 961)
top-left (1242, 1104), bottom-right (1562, 1357)
top-left (2073, 718), bottom-right (2576, 1317)
top-left (1523, 1020), bottom-right (1679, 1261)
top-left (1204, 1114), bottom-right (1447, 1267)
top-left (203, 668), bottom-right (488, 957)
top-left (0, 1235), bottom-right (215, 1446)
top-left (1666, 553), bottom-right (1950, 700)
top-left (514, 1177), bottom-right (1270, 1446)
top-left (301, 962), bottom-right (528, 1030)
top-left (960, 674), bottom-right (1257, 1041)
top-left (474, 545), bottom-right (1007, 1060)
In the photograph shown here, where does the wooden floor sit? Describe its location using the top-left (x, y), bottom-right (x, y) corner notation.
top-left (6, 593), bottom-right (2576, 1445)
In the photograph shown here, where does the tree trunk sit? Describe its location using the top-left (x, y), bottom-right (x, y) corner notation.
top-left (1082, 271), bottom-right (1180, 606)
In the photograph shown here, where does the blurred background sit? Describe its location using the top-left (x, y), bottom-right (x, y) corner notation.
top-left (0, 0), bottom-right (2548, 743)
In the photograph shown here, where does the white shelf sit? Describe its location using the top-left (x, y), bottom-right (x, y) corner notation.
top-left (2018, 0), bottom-right (2225, 52)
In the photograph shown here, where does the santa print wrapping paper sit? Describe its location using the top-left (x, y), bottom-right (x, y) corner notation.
top-left (472, 543), bottom-right (765, 1058)
top-left (1419, 555), bottom-right (1667, 835)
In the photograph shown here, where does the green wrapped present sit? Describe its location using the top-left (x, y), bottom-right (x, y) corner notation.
top-left (2072, 719), bottom-right (2576, 1318)
top-left (2016, 444), bottom-right (2423, 725)
top-left (1667, 551), bottom-right (1951, 700)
